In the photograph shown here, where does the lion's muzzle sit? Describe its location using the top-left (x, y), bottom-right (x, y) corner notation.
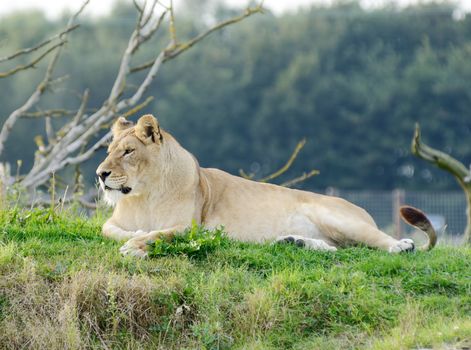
top-left (97, 171), bottom-right (131, 194)
top-left (98, 171), bottom-right (111, 182)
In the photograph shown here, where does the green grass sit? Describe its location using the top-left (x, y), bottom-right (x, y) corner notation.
top-left (0, 207), bottom-right (470, 349)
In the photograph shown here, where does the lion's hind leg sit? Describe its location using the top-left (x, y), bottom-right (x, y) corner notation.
top-left (331, 220), bottom-right (415, 253)
top-left (275, 235), bottom-right (337, 252)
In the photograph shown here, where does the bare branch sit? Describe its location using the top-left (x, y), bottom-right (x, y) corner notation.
top-left (108, 5), bottom-right (167, 103)
top-left (122, 51), bottom-right (165, 108)
top-left (106, 32), bottom-right (139, 104)
top-left (169, 0), bottom-right (177, 47)
top-left (0, 40), bottom-right (66, 79)
top-left (21, 109), bottom-right (76, 119)
top-left (18, 0), bottom-right (260, 189)
top-left (47, 74), bottom-right (70, 88)
top-left (0, 1), bottom-right (89, 157)
top-left (22, 95), bottom-right (155, 187)
top-left (411, 123), bottom-right (471, 244)
top-left (131, 3), bottom-right (263, 73)
top-left (139, 9), bottom-right (168, 44)
top-left (50, 89), bottom-right (91, 146)
top-left (121, 95), bottom-right (154, 119)
top-left (239, 169), bottom-right (254, 180)
top-left (412, 123), bottom-right (469, 181)
top-left (280, 170), bottom-right (320, 187)
top-left (47, 33), bottom-right (163, 169)
top-left (165, 5), bottom-right (263, 61)
top-left (72, 89), bottom-right (91, 125)
top-left (239, 138), bottom-right (318, 187)
top-left (259, 139), bottom-right (306, 183)
top-left (0, 24), bottom-right (79, 63)
top-left (142, 0), bottom-right (159, 27)
top-left (68, 1), bottom-right (91, 25)
top-left (100, 96), bottom-right (154, 129)
top-left (0, 90), bottom-right (49, 157)
top-left (45, 117), bottom-right (54, 143)
top-left (60, 131), bottom-right (112, 167)
top-left (34, 135), bottom-right (46, 153)
top-left (133, 0), bottom-right (145, 16)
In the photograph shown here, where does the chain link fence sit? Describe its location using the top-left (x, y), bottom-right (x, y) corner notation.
top-left (326, 188), bottom-right (466, 240)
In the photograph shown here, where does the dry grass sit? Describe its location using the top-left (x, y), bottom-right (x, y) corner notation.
top-left (0, 258), bottom-right (189, 349)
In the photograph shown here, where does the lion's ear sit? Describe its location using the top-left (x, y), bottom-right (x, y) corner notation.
top-left (112, 117), bottom-right (133, 137)
top-left (135, 114), bottom-right (162, 144)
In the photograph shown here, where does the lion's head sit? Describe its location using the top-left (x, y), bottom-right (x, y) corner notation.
top-left (96, 114), bottom-right (164, 205)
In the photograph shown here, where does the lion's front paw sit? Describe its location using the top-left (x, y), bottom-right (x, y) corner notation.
top-left (120, 237), bottom-right (149, 258)
top-left (389, 238), bottom-right (415, 253)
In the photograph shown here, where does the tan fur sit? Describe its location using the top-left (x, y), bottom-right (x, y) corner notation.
top-left (96, 114), bottom-right (436, 257)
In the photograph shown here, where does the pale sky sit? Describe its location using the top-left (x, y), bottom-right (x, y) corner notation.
top-left (0, 0), bottom-right (469, 19)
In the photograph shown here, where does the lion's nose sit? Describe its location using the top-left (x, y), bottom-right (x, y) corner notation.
top-left (98, 171), bottom-right (111, 181)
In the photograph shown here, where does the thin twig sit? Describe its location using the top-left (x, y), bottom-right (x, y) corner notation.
top-left (121, 95), bottom-right (154, 119)
top-left (259, 139), bottom-right (306, 183)
top-left (139, 9), bottom-right (168, 44)
top-left (239, 138), bottom-right (317, 187)
top-left (45, 117), bottom-right (54, 143)
top-left (72, 89), bottom-right (91, 126)
top-left (169, 0), bottom-right (177, 46)
top-left (142, 0), bottom-right (159, 27)
top-left (0, 41), bottom-right (67, 79)
top-left (0, 1), bottom-right (89, 157)
top-left (101, 96), bottom-right (154, 129)
top-left (239, 169), bottom-right (254, 180)
top-left (131, 3), bottom-right (263, 73)
top-left (165, 5), bottom-right (262, 61)
top-left (280, 170), bottom-right (320, 187)
top-left (18, 0), bottom-right (260, 188)
top-left (0, 24), bottom-right (79, 63)
top-left (21, 109), bottom-right (76, 119)
top-left (60, 131), bottom-right (112, 168)
top-left (47, 74), bottom-right (70, 88)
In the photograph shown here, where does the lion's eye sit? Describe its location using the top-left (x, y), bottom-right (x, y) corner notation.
top-left (123, 149), bottom-right (134, 156)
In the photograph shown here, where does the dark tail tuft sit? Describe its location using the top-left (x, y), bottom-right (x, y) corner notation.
top-left (399, 205), bottom-right (437, 251)
top-left (400, 206), bottom-right (428, 229)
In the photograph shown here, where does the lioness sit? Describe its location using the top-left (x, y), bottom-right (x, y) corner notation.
top-left (97, 114), bottom-right (437, 257)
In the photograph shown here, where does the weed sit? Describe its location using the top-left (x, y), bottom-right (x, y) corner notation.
top-left (149, 222), bottom-right (228, 259)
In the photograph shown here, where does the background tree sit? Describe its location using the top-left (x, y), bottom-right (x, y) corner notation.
top-left (0, 1), bottom-right (470, 193)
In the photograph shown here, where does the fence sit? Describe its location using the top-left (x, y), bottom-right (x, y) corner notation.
top-left (326, 188), bottom-right (467, 237)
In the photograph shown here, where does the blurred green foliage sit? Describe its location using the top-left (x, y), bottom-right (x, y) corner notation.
top-left (0, 1), bottom-right (470, 190)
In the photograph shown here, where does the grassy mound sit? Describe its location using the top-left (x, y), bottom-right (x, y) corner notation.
top-left (0, 208), bottom-right (470, 349)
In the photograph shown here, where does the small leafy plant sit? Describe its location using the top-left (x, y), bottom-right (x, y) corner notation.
top-left (149, 222), bottom-right (228, 259)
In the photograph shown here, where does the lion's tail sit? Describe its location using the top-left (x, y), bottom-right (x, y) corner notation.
top-left (399, 206), bottom-right (437, 251)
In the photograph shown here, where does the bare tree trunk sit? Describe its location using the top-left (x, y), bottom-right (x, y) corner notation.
top-left (411, 123), bottom-right (471, 244)
top-left (461, 185), bottom-right (471, 244)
